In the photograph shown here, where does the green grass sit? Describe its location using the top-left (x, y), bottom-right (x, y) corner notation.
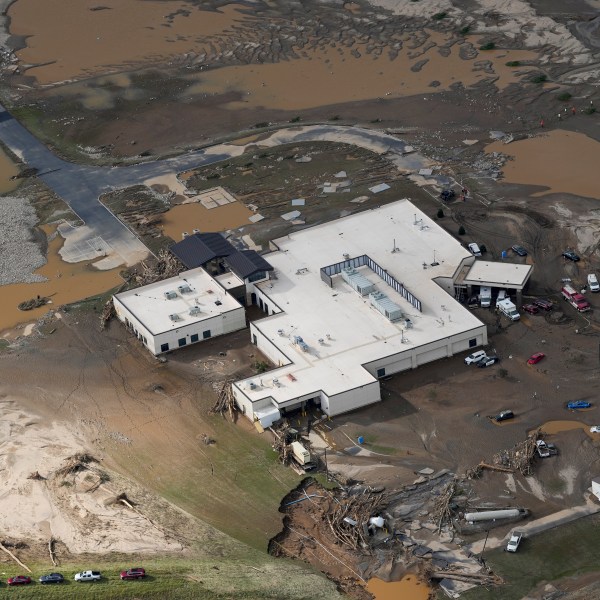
top-left (459, 513), bottom-right (600, 600)
top-left (0, 554), bottom-right (342, 599)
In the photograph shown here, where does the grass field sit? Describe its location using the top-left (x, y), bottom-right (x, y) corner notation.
top-left (0, 553), bottom-right (342, 600)
top-left (458, 513), bottom-right (600, 600)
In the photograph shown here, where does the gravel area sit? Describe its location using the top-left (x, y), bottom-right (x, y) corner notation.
top-left (0, 196), bottom-right (46, 285)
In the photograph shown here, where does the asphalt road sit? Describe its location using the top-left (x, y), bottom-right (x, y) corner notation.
top-left (0, 104), bottom-right (428, 266)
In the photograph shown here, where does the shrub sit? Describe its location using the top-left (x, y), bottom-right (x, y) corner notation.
top-left (530, 73), bottom-right (547, 84)
top-left (254, 122), bottom-right (269, 128)
top-left (458, 225), bottom-right (466, 235)
top-left (437, 208), bottom-right (445, 219)
top-left (289, 116), bottom-right (301, 123)
top-left (505, 60), bottom-right (521, 67)
top-left (329, 115), bottom-right (341, 121)
top-left (254, 361), bottom-right (269, 374)
top-left (460, 25), bottom-right (471, 35)
top-left (583, 106), bottom-right (596, 115)
top-left (497, 368), bottom-right (508, 378)
top-left (479, 42), bottom-right (495, 51)
top-left (557, 92), bottom-right (572, 101)
top-left (433, 12), bottom-right (447, 20)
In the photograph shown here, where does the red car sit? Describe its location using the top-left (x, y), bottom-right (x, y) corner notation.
top-left (533, 299), bottom-right (553, 311)
top-left (522, 304), bottom-right (539, 315)
top-left (527, 352), bottom-right (546, 365)
top-left (7, 575), bottom-right (32, 586)
top-left (120, 567), bottom-right (146, 580)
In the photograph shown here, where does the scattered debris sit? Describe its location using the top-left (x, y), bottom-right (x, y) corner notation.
top-left (210, 380), bottom-right (236, 420)
top-left (18, 295), bottom-right (51, 311)
top-left (55, 453), bottom-right (98, 478)
top-left (281, 210), bottom-right (302, 221)
top-left (368, 183), bottom-right (391, 194)
top-left (27, 471), bottom-right (45, 481)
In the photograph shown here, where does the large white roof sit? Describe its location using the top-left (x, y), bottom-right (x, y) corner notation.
top-left (114, 267), bottom-right (241, 335)
top-left (464, 261), bottom-right (532, 289)
top-left (238, 199), bottom-right (485, 404)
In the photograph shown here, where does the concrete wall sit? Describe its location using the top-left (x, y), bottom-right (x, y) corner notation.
top-left (114, 298), bottom-right (246, 355)
top-left (326, 381), bottom-right (381, 417)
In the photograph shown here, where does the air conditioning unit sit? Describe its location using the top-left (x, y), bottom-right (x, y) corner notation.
top-left (182, 232), bottom-right (189, 238)
top-left (189, 306), bottom-right (201, 316)
top-left (169, 314), bottom-right (180, 322)
top-left (164, 291), bottom-right (177, 300)
top-left (178, 285), bottom-right (192, 294)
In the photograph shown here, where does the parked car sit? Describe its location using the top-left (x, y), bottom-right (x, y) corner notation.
top-left (562, 250), bottom-right (580, 262)
top-left (567, 400), bottom-right (591, 410)
top-left (74, 571), bottom-right (102, 582)
top-left (467, 295), bottom-right (480, 309)
top-left (495, 410), bottom-right (514, 422)
top-left (120, 568), bottom-right (146, 580)
top-left (478, 356), bottom-right (499, 368)
top-left (8, 576), bottom-right (32, 586)
top-left (590, 426), bottom-right (600, 433)
top-left (39, 573), bottom-right (64, 584)
top-left (522, 304), bottom-right (539, 315)
top-left (588, 273), bottom-right (600, 292)
top-left (546, 442), bottom-right (558, 455)
top-left (440, 189), bottom-right (456, 201)
top-left (533, 299), bottom-right (553, 311)
top-left (511, 245), bottom-right (528, 257)
top-left (506, 531), bottom-right (523, 552)
top-left (465, 350), bottom-right (487, 365)
top-left (468, 242), bottom-right (482, 257)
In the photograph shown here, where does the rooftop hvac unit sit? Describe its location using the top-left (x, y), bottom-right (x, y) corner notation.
top-left (248, 381), bottom-right (257, 391)
top-left (293, 335), bottom-right (309, 352)
top-left (178, 285), bottom-right (192, 294)
top-left (192, 229), bottom-right (200, 234)
top-left (189, 306), bottom-right (201, 316)
top-left (369, 291), bottom-right (403, 322)
top-left (169, 314), bottom-right (180, 322)
top-left (273, 378), bottom-right (281, 388)
top-left (341, 267), bottom-right (376, 296)
top-left (164, 290), bottom-right (178, 300)
top-left (182, 232), bottom-right (189, 238)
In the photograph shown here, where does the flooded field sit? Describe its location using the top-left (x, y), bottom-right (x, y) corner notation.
top-left (366, 575), bottom-right (430, 600)
top-left (0, 148), bottom-right (20, 193)
top-left (487, 130), bottom-right (600, 199)
top-left (161, 202), bottom-right (253, 240)
top-left (0, 227), bottom-right (122, 334)
top-left (9, 0), bottom-right (251, 84)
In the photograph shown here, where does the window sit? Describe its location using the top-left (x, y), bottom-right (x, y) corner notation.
top-left (469, 338), bottom-right (477, 348)
top-left (178, 337), bottom-right (187, 347)
top-left (248, 270), bottom-right (266, 283)
top-left (377, 368), bottom-right (386, 378)
top-left (252, 334), bottom-right (257, 345)
top-left (190, 333), bottom-right (199, 343)
top-left (203, 330), bottom-right (212, 339)
top-left (160, 343), bottom-right (169, 353)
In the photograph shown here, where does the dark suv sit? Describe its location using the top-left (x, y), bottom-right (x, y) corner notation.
top-left (533, 299), bottom-right (553, 311)
top-left (562, 250), bottom-right (580, 262)
top-left (511, 245), bottom-right (528, 257)
top-left (495, 410), bottom-right (514, 422)
top-left (40, 573), bottom-right (64, 584)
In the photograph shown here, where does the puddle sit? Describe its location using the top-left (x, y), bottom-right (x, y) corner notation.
top-left (487, 130), bottom-right (600, 199)
top-left (0, 148), bottom-right (20, 193)
top-left (534, 420), bottom-right (599, 439)
top-left (184, 35), bottom-right (537, 111)
top-left (9, 1), bottom-right (251, 84)
top-left (366, 575), bottom-right (430, 600)
top-left (0, 226), bottom-right (122, 334)
top-left (161, 202), bottom-right (253, 240)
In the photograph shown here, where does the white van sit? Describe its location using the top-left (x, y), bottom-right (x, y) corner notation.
top-left (480, 286), bottom-right (492, 308)
top-left (588, 273), bottom-right (599, 292)
top-left (495, 289), bottom-right (507, 307)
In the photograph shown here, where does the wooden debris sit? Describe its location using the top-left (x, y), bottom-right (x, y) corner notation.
top-left (210, 380), bottom-right (236, 420)
top-left (0, 542), bottom-right (31, 573)
top-left (100, 298), bottom-right (116, 330)
top-left (27, 471), bottom-right (45, 480)
top-left (55, 453), bottom-right (98, 478)
top-left (48, 538), bottom-right (58, 567)
top-left (201, 433), bottom-right (216, 445)
top-left (431, 478), bottom-right (457, 532)
top-left (18, 295), bottom-right (50, 311)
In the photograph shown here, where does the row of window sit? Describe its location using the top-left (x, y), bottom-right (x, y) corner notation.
top-left (160, 329), bottom-right (211, 353)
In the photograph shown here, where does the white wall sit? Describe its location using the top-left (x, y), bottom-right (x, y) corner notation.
top-left (327, 381), bottom-right (381, 417)
top-left (251, 323), bottom-right (292, 368)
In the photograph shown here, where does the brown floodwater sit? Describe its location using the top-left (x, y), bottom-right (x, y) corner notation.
top-left (536, 420), bottom-right (597, 438)
top-left (0, 227), bottom-right (123, 334)
top-left (161, 202), bottom-right (253, 240)
top-left (366, 575), bottom-right (430, 600)
top-left (487, 130), bottom-right (600, 199)
top-left (185, 36), bottom-right (537, 111)
top-left (0, 148), bottom-right (20, 193)
top-left (9, 0), bottom-right (251, 84)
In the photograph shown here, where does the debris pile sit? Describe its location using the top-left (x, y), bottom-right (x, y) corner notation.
top-left (210, 380), bottom-right (236, 420)
top-left (18, 295), bottom-right (50, 311)
top-left (54, 453), bottom-right (98, 478)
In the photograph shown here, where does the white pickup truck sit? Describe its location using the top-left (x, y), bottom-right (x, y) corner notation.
top-left (74, 571), bottom-right (102, 582)
top-left (506, 531), bottom-right (523, 552)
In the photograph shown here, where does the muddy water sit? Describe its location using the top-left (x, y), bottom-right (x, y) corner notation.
top-left (0, 148), bottom-right (20, 193)
top-left (536, 420), bottom-right (599, 439)
top-left (185, 35), bottom-right (537, 111)
top-left (487, 130), bottom-right (600, 199)
top-left (161, 202), bottom-right (253, 240)
top-left (0, 228), bottom-right (122, 334)
top-left (9, 1), bottom-right (251, 84)
top-left (366, 575), bottom-right (430, 600)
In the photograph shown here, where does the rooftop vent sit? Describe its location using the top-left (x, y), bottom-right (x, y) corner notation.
top-left (189, 306), bottom-right (201, 316)
top-left (192, 229), bottom-right (200, 234)
top-left (164, 290), bottom-right (178, 300)
top-left (169, 313), bottom-right (180, 322)
top-left (182, 232), bottom-right (189, 238)
top-left (178, 284), bottom-right (192, 294)
top-left (215, 300), bottom-right (222, 306)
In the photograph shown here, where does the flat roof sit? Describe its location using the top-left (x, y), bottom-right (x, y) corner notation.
top-left (114, 267), bottom-right (241, 335)
top-left (236, 200), bottom-right (486, 404)
top-left (215, 271), bottom-right (245, 290)
top-left (464, 261), bottom-right (533, 289)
